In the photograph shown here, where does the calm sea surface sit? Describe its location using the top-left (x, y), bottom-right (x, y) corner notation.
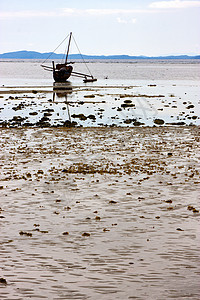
top-left (0, 59), bottom-right (200, 85)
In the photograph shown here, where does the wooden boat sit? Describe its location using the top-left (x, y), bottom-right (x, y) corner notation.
top-left (41, 32), bottom-right (97, 83)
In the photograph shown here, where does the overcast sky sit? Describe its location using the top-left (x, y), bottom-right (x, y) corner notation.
top-left (0, 0), bottom-right (200, 56)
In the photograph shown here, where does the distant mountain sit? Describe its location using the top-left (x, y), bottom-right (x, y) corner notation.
top-left (0, 50), bottom-right (200, 60)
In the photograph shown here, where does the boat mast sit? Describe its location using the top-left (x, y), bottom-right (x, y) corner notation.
top-left (65, 32), bottom-right (72, 64)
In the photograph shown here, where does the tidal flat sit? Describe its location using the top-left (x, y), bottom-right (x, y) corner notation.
top-left (0, 126), bottom-right (200, 299)
top-left (0, 59), bottom-right (200, 299)
top-left (0, 81), bottom-right (199, 127)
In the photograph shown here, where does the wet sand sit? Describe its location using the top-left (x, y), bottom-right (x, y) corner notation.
top-left (0, 126), bottom-right (199, 299)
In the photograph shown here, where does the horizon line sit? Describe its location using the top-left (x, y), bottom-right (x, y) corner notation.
top-left (0, 50), bottom-right (200, 58)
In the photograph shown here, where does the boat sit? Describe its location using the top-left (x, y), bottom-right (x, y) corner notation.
top-left (41, 32), bottom-right (97, 83)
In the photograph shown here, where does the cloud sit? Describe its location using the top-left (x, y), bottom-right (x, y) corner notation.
top-left (149, 0), bottom-right (200, 9)
top-left (85, 9), bottom-right (147, 15)
top-left (117, 17), bottom-right (137, 24)
top-left (0, 8), bottom-right (154, 19)
top-left (0, 10), bottom-right (57, 18)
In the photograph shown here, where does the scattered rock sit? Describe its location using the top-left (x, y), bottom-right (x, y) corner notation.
top-left (186, 105), bottom-right (194, 109)
top-left (154, 119), bottom-right (165, 125)
top-left (82, 232), bottom-right (90, 237)
top-left (62, 231), bottom-right (69, 235)
top-left (0, 278), bottom-right (7, 285)
top-left (165, 200), bottom-right (172, 203)
top-left (84, 94), bottom-right (95, 98)
top-left (19, 231), bottom-right (32, 237)
top-left (109, 200), bottom-right (117, 204)
top-left (87, 114), bottom-right (96, 120)
top-left (29, 111), bottom-right (38, 115)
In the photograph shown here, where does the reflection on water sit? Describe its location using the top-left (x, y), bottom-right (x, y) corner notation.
top-left (0, 80), bottom-right (199, 127)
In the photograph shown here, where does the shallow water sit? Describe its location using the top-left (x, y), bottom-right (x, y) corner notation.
top-left (0, 127), bottom-right (200, 299)
top-left (0, 59), bottom-right (200, 84)
top-left (0, 59), bottom-right (200, 128)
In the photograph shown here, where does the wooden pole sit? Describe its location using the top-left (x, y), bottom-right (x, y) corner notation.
top-left (65, 32), bottom-right (72, 64)
top-left (52, 61), bottom-right (55, 71)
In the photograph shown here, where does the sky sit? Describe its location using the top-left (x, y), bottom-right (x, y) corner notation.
top-left (0, 0), bottom-right (200, 56)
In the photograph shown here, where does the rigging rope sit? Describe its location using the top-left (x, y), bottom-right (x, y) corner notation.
top-left (72, 35), bottom-right (93, 77)
top-left (41, 33), bottom-right (70, 65)
top-left (41, 33), bottom-right (94, 79)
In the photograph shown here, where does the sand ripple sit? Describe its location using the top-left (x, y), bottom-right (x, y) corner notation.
top-left (0, 127), bottom-right (199, 299)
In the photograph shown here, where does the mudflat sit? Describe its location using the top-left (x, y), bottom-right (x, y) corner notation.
top-left (0, 126), bottom-right (199, 299)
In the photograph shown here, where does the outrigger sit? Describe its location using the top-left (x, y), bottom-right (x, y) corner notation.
top-left (41, 32), bottom-right (97, 83)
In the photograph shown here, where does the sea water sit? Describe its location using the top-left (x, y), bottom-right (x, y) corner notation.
top-left (0, 59), bottom-right (200, 85)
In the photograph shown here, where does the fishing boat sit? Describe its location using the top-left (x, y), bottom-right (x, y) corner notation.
top-left (41, 32), bottom-right (97, 83)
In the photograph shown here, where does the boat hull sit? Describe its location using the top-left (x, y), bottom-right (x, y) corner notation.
top-left (53, 66), bottom-right (73, 82)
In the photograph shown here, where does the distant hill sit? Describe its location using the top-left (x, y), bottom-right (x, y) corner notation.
top-left (0, 50), bottom-right (200, 60)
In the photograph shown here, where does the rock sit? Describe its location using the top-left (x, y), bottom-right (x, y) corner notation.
top-left (87, 114), bottom-right (96, 120)
top-left (0, 278), bottom-right (7, 285)
top-left (187, 205), bottom-right (194, 211)
top-left (186, 105), bottom-right (194, 109)
top-left (71, 114), bottom-right (87, 121)
top-left (109, 200), bottom-right (117, 204)
top-left (121, 103), bottom-right (135, 108)
top-left (62, 231), bottom-right (69, 235)
top-left (133, 121), bottom-right (144, 126)
top-left (167, 207), bottom-right (174, 210)
top-left (84, 94), bottom-right (95, 98)
top-left (124, 119), bottom-right (132, 124)
top-left (29, 111), bottom-right (38, 115)
top-left (19, 231), bottom-right (32, 237)
top-left (124, 100), bottom-right (132, 104)
top-left (65, 206), bottom-right (71, 210)
top-left (167, 122), bottom-right (185, 125)
top-left (82, 232), bottom-right (90, 237)
top-left (37, 170), bottom-right (44, 174)
top-left (154, 118), bottom-right (165, 125)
